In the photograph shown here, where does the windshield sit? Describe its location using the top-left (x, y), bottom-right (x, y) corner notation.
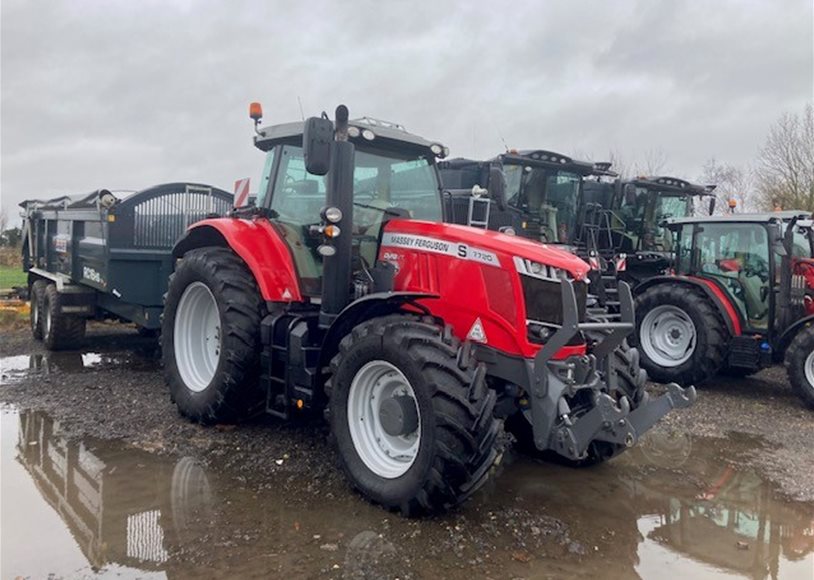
top-left (504, 164), bottom-right (581, 243)
top-left (269, 144), bottom-right (442, 295)
top-left (619, 189), bottom-right (692, 252)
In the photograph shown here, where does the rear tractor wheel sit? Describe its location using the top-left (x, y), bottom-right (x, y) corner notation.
top-left (327, 315), bottom-right (502, 516)
top-left (785, 325), bottom-right (814, 410)
top-left (635, 284), bottom-right (729, 385)
top-left (162, 247), bottom-right (265, 424)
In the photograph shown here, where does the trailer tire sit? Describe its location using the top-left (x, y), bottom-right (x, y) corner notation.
top-left (785, 325), bottom-right (814, 410)
top-left (42, 284), bottom-right (86, 350)
top-left (327, 315), bottom-right (502, 516)
top-left (30, 279), bottom-right (48, 340)
top-left (635, 284), bottom-right (728, 385)
top-left (162, 247), bottom-right (265, 424)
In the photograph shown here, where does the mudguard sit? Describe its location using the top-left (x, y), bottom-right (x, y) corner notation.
top-left (317, 291), bottom-right (440, 371)
top-left (778, 314), bottom-right (814, 353)
top-left (173, 218), bottom-right (302, 302)
top-left (634, 275), bottom-right (742, 336)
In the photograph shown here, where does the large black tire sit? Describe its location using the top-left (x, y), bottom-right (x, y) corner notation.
top-left (507, 336), bottom-right (648, 467)
top-left (635, 284), bottom-right (729, 385)
top-left (30, 279), bottom-right (48, 340)
top-left (327, 315), bottom-right (502, 516)
top-left (42, 284), bottom-right (86, 350)
top-left (162, 247), bottom-right (265, 424)
top-left (785, 325), bottom-right (814, 410)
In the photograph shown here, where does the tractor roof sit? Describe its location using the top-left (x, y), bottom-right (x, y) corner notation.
top-left (628, 176), bottom-right (715, 196)
top-left (496, 150), bottom-right (617, 177)
top-left (254, 117), bottom-right (446, 157)
top-left (665, 210), bottom-right (811, 227)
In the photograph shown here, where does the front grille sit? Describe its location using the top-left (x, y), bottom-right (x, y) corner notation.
top-left (521, 276), bottom-right (587, 327)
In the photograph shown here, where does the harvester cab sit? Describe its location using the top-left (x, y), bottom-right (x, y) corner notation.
top-left (163, 104), bottom-right (695, 516)
top-left (582, 176), bottom-right (717, 286)
top-left (633, 211), bottom-right (814, 409)
top-left (440, 150), bottom-right (616, 248)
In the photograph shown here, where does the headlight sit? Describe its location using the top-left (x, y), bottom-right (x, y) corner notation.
top-left (513, 256), bottom-right (566, 281)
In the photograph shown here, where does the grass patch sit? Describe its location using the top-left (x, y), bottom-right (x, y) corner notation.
top-left (0, 265), bottom-right (27, 289)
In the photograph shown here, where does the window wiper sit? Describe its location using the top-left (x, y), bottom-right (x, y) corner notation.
top-left (353, 202), bottom-right (401, 217)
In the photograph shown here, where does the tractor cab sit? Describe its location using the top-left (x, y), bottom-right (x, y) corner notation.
top-left (614, 177), bottom-right (716, 255)
top-left (251, 115), bottom-right (448, 299)
top-left (439, 151), bottom-right (616, 247)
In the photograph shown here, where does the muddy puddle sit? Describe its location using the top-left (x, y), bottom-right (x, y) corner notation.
top-left (2, 408), bottom-right (812, 579)
top-left (1, 347), bottom-right (158, 385)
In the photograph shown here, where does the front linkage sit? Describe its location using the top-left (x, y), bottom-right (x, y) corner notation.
top-left (526, 281), bottom-right (696, 461)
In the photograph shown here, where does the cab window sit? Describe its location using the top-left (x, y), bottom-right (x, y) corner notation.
top-left (695, 223), bottom-right (770, 329)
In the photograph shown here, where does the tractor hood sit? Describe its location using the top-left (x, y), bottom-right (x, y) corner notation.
top-left (382, 219), bottom-right (591, 281)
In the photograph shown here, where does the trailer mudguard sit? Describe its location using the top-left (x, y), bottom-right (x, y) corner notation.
top-left (634, 275), bottom-right (742, 336)
top-left (173, 218), bottom-right (303, 302)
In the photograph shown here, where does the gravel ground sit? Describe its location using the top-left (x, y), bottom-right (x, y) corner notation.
top-left (2, 321), bottom-right (813, 503)
top-left (2, 322), bottom-right (814, 578)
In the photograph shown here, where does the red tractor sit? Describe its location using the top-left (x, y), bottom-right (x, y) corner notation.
top-left (634, 213), bottom-right (814, 408)
top-left (162, 104), bottom-right (695, 515)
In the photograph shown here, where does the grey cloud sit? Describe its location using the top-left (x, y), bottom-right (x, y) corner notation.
top-left (2, 0), bottom-right (812, 216)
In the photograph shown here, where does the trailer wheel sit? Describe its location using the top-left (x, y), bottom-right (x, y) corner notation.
top-left (785, 325), bottom-right (814, 410)
top-left (42, 284), bottom-right (87, 350)
top-left (507, 336), bottom-right (647, 467)
top-left (327, 315), bottom-right (501, 516)
top-left (162, 247), bottom-right (265, 424)
top-left (30, 280), bottom-right (48, 340)
top-left (635, 284), bottom-right (728, 384)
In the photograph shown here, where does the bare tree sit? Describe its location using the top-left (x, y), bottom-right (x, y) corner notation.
top-left (633, 148), bottom-right (669, 177)
top-left (755, 104), bottom-right (814, 211)
top-left (699, 158), bottom-right (757, 215)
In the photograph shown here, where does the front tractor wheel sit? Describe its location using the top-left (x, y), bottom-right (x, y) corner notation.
top-left (162, 247), bottom-right (265, 424)
top-left (785, 326), bottom-right (814, 410)
top-left (635, 285), bottom-right (729, 385)
top-left (328, 316), bottom-right (502, 516)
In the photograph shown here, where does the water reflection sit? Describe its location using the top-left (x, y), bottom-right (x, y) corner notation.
top-left (5, 409), bottom-right (814, 579)
top-left (1, 349), bottom-right (157, 384)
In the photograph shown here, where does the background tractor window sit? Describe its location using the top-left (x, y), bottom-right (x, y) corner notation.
top-left (696, 223), bottom-right (771, 329)
top-left (504, 166), bottom-right (581, 243)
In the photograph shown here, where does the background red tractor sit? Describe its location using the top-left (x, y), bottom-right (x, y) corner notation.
top-left (634, 213), bottom-right (814, 408)
top-left (162, 104), bottom-right (695, 515)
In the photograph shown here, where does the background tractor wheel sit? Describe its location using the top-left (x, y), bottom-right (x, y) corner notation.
top-left (29, 279), bottom-right (48, 340)
top-left (162, 247), bottom-right (265, 424)
top-left (785, 325), bottom-right (814, 410)
top-left (42, 284), bottom-right (86, 350)
top-left (327, 315), bottom-right (502, 516)
top-left (507, 334), bottom-right (647, 467)
top-left (635, 284), bottom-right (729, 384)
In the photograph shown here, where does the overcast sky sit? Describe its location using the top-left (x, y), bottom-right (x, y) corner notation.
top-left (2, 0), bottom-right (812, 217)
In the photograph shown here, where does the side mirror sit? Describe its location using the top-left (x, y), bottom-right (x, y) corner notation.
top-left (303, 116), bottom-right (334, 176)
top-left (708, 197), bottom-right (716, 216)
top-left (488, 166), bottom-right (507, 211)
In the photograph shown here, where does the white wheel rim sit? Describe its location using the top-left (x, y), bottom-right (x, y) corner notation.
top-left (174, 282), bottom-right (221, 392)
top-left (347, 360), bottom-right (421, 479)
top-left (804, 351), bottom-right (814, 389)
top-left (639, 305), bottom-right (697, 367)
top-left (32, 298), bottom-right (39, 329)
